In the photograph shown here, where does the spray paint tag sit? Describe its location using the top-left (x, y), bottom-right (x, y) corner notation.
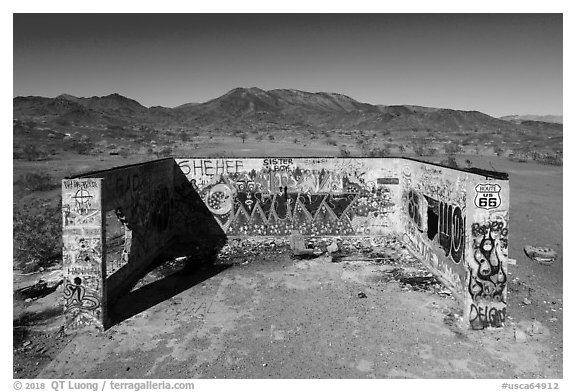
top-left (474, 183), bottom-right (502, 210)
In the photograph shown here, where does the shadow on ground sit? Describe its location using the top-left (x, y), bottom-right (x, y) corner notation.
top-left (108, 259), bottom-right (231, 327)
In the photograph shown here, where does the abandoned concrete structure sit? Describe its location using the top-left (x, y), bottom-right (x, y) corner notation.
top-left (62, 157), bottom-right (509, 331)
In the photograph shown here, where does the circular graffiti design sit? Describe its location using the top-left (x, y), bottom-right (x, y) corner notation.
top-left (205, 184), bottom-right (234, 215)
top-left (73, 189), bottom-right (93, 214)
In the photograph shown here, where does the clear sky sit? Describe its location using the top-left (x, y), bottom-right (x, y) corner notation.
top-left (13, 14), bottom-right (562, 117)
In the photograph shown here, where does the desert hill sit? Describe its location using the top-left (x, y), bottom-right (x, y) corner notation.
top-left (14, 87), bottom-right (559, 135)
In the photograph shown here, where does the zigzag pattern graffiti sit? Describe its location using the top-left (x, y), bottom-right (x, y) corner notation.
top-left (226, 193), bottom-right (359, 236)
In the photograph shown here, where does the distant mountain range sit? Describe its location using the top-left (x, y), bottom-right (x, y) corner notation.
top-left (499, 114), bottom-right (563, 124)
top-left (13, 87), bottom-right (562, 134)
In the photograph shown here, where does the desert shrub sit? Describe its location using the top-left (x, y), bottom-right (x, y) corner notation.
top-left (268, 135), bottom-right (275, 141)
top-left (156, 146), bottom-right (173, 158)
top-left (179, 131), bottom-right (190, 142)
top-left (444, 142), bottom-right (462, 155)
top-left (494, 146), bottom-right (504, 156)
top-left (13, 201), bottom-right (62, 273)
top-left (413, 144), bottom-right (425, 156)
top-left (507, 152), bottom-right (528, 163)
top-left (55, 118), bottom-right (71, 126)
top-left (440, 156), bottom-right (459, 168)
top-left (339, 147), bottom-right (352, 157)
top-left (18, 144), bottom-right (48, 161)
top-left (15, 173), bottom-right (58, 192)
top-left (366, 146), bottom-right (391, 157)
top-left (326, 138), bottom-right (338, 146)
top-left (255, 134), bottom-right (264, 141)
top-left (62, 136), bottom-right (94, 155)
top-left (538, 153), bottom-right (563, 166)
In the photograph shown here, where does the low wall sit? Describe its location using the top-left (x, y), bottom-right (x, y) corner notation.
top-left (175, 157), bottom-right (404, 236)
top-left (399, 160), bottom-right (509, 329)
top-left (62, 159), bottom-right (223, 330)
top-left (61, 157), bottom-right (509, 331)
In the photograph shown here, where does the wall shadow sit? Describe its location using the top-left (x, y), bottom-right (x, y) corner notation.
top-left (107, 260), bottom-right (231, 326)
top-left (104, 160), bottom-right (228, 329)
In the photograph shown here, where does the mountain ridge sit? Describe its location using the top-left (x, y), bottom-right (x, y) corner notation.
top-left (13, 88), bottom-right (562, 134)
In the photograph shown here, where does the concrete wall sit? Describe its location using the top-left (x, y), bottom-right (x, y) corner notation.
top-left (62, 159), bottom-right (201, 330)
top-left (399, 160), bottom-right (509, 329)
top-left (175, 158), bottom-right (404, 236)
top-left (62, 157), bottom-right (508, 331)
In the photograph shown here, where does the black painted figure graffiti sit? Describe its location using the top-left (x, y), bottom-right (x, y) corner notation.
top-left (468, 220), bottom-right (508, 329)
top-left (63, 277), bottom-right (100, 313)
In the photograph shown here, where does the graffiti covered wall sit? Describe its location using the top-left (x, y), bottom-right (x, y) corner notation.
top-left (175, 158), bottom-right (403, 237)
top-left (466, 183), bottom-right (509, 329)
top-left (62, 178), bottom-right (105, 329)
top-left (61, 157), bottom-right (508, 331)
top-left (400, 161), bottom-right (509, 329)
top-left (97, 159), bottom-right (178, 303)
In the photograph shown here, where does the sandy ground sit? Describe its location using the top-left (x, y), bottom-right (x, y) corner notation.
top-left (30, 252), bottom-right (557, 379)
top-left (13, 154), bottom-right (563, 379)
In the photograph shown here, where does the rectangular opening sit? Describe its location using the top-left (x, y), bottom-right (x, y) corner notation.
top-left (424, 195), bottom-right (439, 241)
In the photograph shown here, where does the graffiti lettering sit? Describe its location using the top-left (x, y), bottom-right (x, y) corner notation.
top-left (115, 173), bottom-right (142, 196)
top-left (438, 202), bottom-right (465, 263)
top-left (181, 159), bottom-right (244, 177)
top-left (63, 179), bottom-right (99, 190)
top-left (263, 158), bottom-right (294, 172)
top-left (469, 303), bottom-right (505, 329)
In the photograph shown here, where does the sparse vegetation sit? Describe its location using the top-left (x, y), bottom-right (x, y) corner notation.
top-left (155, 146), bottom-right (173, 158)
top-left (339, 146), bottom-right (352, 157)
top-left (326, 138), bottom-right (338, 146)
top-left (14, 173), bottom-right (58, 192)
top-left (444, 142), bottom-right (462, 155)
top-left (18, 144), bottom-right (49, 161)
top-left (13, 200), bottom-right (62, 273)
top-left (440, 156), bottom-right (459, 168)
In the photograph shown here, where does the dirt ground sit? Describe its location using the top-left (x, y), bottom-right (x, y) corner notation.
top-left (12, 153), bottom-right (563, 379)
top-left (19, 251), bottom-right (557, 379)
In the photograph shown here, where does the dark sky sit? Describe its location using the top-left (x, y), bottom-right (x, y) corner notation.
top-left (13, 14), bottom-right (562, 117)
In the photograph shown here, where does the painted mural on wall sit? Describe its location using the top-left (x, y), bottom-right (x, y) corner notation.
top-left (468, 212), bottom-right (508, 329)
top-left (176, 158), bottom-right (399, 236)
top-left (401, 162), bottom-right (509, 330)
top-left (400, 163), bottom-right (468, 292)
top-left (62, 178), bottom-right (104, 330)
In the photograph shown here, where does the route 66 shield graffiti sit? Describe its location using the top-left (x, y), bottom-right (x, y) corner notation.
top-left (474, 183), bottom-right (502, 210)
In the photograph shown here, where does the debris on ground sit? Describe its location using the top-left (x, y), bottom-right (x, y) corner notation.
top-left (326, 241), bottom-right (339, 254)
top-left (514, 329), bottom-right (528, 343)
top-left (531, 320), bottom-right (545, 335)
top-left (289, 231), bottom-right (323, 258)
top-left (357, 291), bottom-right (367, 298)
top-left (15, 278), bottom-right (63, 301)
top-left (523, 245), bottom-right (557, 265)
